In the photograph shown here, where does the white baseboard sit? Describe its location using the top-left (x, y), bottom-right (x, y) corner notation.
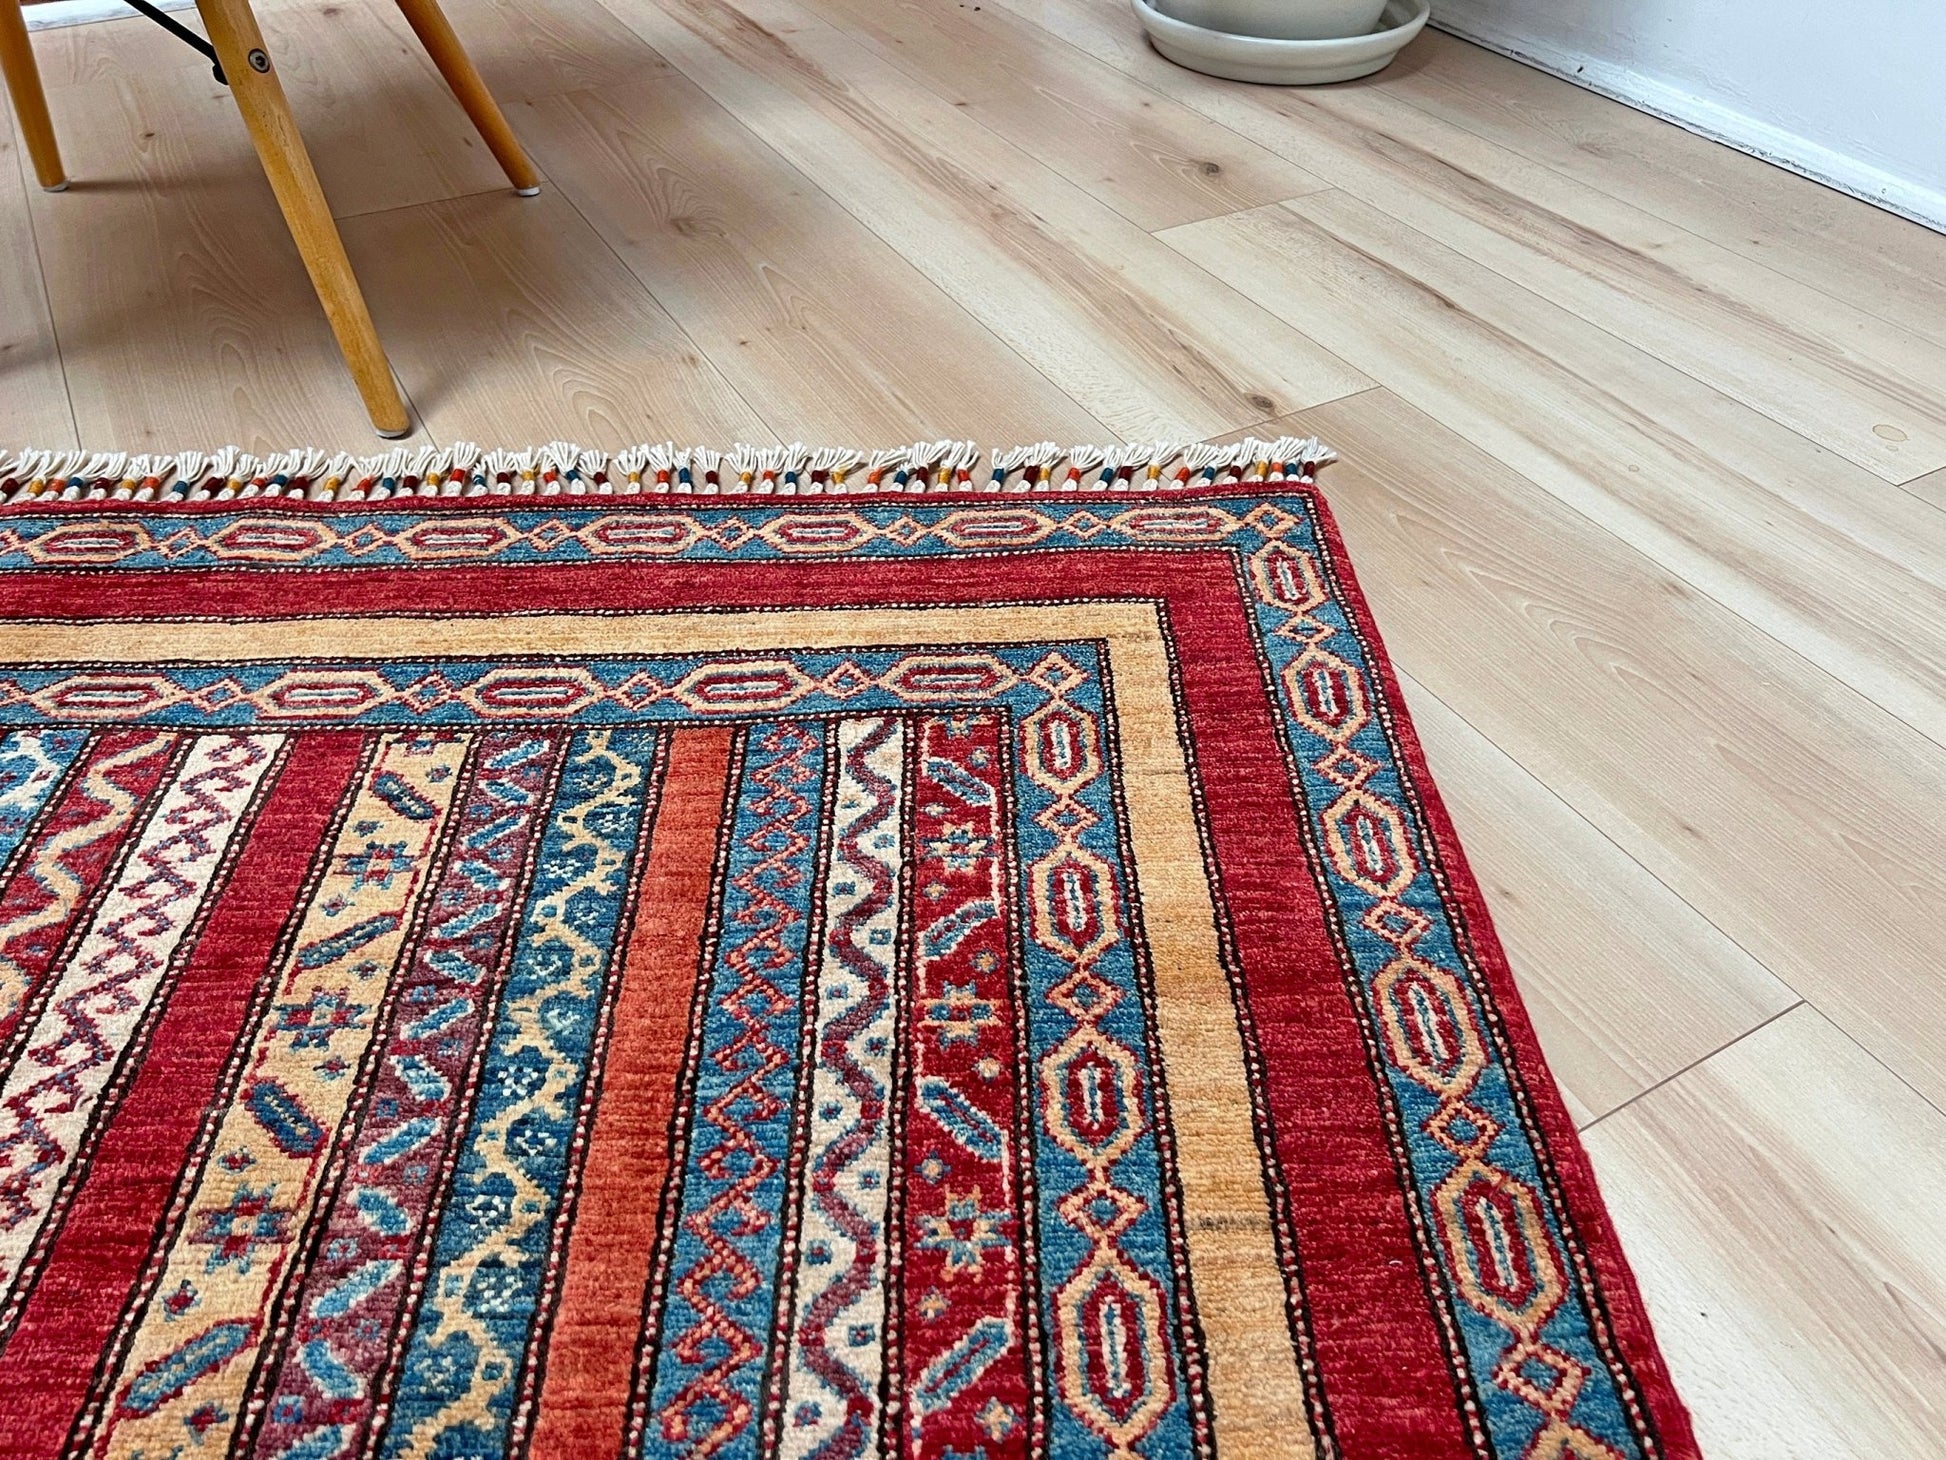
top-left (1430, 17), bottom-right (1946, 236)
top-left (23, 0), bottom-right (195, 31)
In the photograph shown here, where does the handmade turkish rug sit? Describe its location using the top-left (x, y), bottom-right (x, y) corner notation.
top-left (0, 440), bottom-right (1698, 1460)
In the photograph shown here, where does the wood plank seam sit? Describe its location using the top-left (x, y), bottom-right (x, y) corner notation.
top-left (578, 0), bottom-right (1373, 437)
top-left (1379, 32), bottom-right (1946, 353)
top-left (1388, 663), bottom-right (1804, 989)
top-left (1905, 468), bottom-right (1946, 512)
top-left (1356, 39), bottom-right (1946, 355)
top-left (531, 161), bottom-right (807, 447)
top-left (332, 179), bottom-right (543, 224)
top-left (2, 97), bottom-right (79, 444)
top-left (1576, 1001), bottom-right (1803, 1134)
top-left (522, 85), bottom-right (1113, 446)
top-left (1158, 194), bottom-right (1946, 751)
top-left (986, 0), bottom-right (1946, 482)
top-left (1242, 187), bottom-right (1929, 498)
top-left (760, 0), bottom-right (1334, 233)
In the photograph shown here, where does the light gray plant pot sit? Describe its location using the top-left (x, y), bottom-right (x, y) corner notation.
top-left (1158, 0), bottom-right (1387, 39)
top-left (1135, 0), bottom-right (1430, 84)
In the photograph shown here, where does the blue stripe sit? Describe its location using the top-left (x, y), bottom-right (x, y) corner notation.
top-left (641, 722), bottom-right (827, 1459)
top-left (1009, 687), bottom-right (1199, 1459)
top-left (1254, 515), bottom-right (1646, 1457)
top-left (0, 648), bottom-right (1076, 730)
top-left (381, 728), bottom-right (660, 1460)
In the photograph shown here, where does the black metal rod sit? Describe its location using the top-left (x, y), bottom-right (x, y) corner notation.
top-left (119, 0), bottom-right (226, 84)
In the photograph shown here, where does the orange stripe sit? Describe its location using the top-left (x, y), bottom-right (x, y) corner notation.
top-left (529, 726), bottom-right (735, 1456)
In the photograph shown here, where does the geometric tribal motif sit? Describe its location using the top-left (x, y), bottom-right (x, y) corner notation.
top-left (0, 441), bottom-right (1697, 1459)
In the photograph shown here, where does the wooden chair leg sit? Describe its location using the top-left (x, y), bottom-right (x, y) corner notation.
top-left (195, 0), bottom-right (411, 436)
top-left (0, 0), bottom-right (66, 191)
top-left (391, 0), bottom-right (540, 195)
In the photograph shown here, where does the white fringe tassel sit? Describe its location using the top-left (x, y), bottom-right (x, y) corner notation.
top-left (0, 437), bottom-right (1333, 506)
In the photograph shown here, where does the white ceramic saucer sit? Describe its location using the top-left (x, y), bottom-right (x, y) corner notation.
top-left (1132, 0), bottom-right (1431, 85)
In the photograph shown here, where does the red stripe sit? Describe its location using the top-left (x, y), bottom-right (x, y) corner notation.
top-left (0, 520), bottom-right (1695, 1455)
top-left (527, 727), bottom-right (734, 1458)
top-left (894, 712), bottom-right (1034, 1455)
top-left (0, 732), bottom-right (365, 1458)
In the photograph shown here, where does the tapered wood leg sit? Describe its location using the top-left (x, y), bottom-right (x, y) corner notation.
top-left (0, 0), bottom-right (65, 191)
top-left (391, 0), bottom-right (540, 194)
top-left (195, 0), bottom-right (412, 436)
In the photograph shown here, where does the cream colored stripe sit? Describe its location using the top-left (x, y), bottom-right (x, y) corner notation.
top-left (5, 608), bottom-right (1106, 661)
top-left (782, 715), bottom-right (904, 1460)
top-left (1101, 628), bottom-right (1318, 1459)
top-left (6, 608), bottom-right (1312, 1458)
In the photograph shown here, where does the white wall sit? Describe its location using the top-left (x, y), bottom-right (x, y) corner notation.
top-left (1431, 0), bottom-right (1946, 231)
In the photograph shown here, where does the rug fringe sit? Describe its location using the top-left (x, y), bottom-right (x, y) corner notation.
top-left (0, 438), bottom-right (1333, 504)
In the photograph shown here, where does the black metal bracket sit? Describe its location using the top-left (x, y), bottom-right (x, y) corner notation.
top-left (120, 0), bottom-right (226, 84)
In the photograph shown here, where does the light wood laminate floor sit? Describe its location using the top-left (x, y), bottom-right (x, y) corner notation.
top-left (4, 0), bottom-right (1944, 1449)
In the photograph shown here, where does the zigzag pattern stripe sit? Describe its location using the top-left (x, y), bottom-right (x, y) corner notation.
top-left (0, 733), bottom-right (177, 1047)
top-left (776, 716), bottom-right (904, 1460)
top-left (87, 733), bottom-right (469, 1458)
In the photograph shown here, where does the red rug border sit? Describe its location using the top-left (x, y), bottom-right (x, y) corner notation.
top-left (0, 482), bottom-right (1700, 1459)
top-left (1300, 484), bottom-right (1698, 1459)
